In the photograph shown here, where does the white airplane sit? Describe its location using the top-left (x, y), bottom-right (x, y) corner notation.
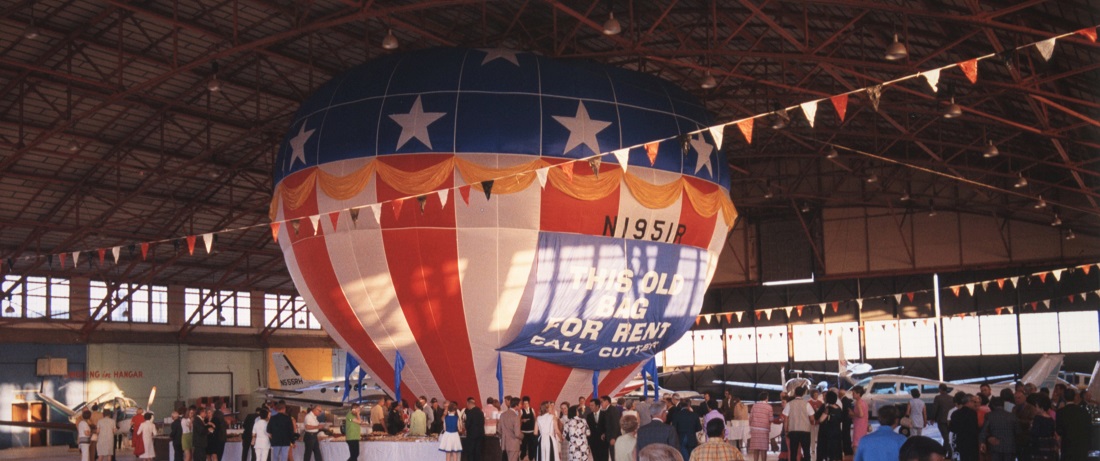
top-left (791, 336), bottom-right (902, 386)
top-left (856, 354), bottom-right (1065, 417)
top-left (615, 370), bottom-right (701, 400)
top-left (712, 366), bottom-right (829, 395)
top-left (257, 352), bottom-right (384, 408)
top-left (0, 384), bottom-right (154, 432)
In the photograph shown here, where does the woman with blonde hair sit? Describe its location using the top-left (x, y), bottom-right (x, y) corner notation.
top-left (535, 401), bottom-right (563, 461)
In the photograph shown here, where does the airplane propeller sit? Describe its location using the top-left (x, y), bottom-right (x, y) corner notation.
top-left (146, 387), bottom-right (157, 410)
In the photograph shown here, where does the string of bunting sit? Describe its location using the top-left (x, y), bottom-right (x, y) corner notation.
top-left (694, 261), bottom-right (1100, 326)
top-left (2, 25), bottom-right (1096, 276)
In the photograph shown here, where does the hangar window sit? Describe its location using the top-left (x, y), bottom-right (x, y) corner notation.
top-left (864, 320), bottom-right (901, 359)
top-left (1, 275), bottom-right (69, 320)
top-left (692, 330), bottom-right (724, 366)
top-left (791, 322), bottom-right (858, 362)
top-left (185, 288), bottom-right (250, 327)
top-left (825, 322), bottom-right (861, 361)
top-left (1019, 313), bottom-right (1060, 354)
top-left (899, 319), bottom-right (937, 358)
top-left (264, 294), bottom-right (321, 330)
top-left (724, 327), bottom-right (757, 364)
top-left (792, 324), bottom-right (825, 362)
top-left (90, 281), bottom-right (167, 324)
top-left (663, 333), bottom-right (694, 367)
top-left (978, 314), bottom-right (1018, 355)
top-left (755, 326), bottom-right (789, 363)
top-left (1058, 311), bottom-right (1100, 353)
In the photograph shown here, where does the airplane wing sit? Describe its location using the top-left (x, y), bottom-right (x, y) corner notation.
top-left (790, 369), bottom-right (840, 377)
top-left (1086, 361), bottom-right (1099, 400)
top-left (951, 374), bottom-right (1016, 385)
top-left (34, 392), bottom-right (77, 419)
top-left (0, 420), bottom-right (76, 432)
top-left (711, 380), bottom-right (785, 392)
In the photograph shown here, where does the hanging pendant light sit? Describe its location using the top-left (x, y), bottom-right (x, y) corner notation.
top-left (603, 12), bottom-right (622, 36)
top-left (884, 34), bottom-right (908, 61)
top-left (943, 98), bottom-right (962, 118)
top-left (1034, 196), bottom-right (1047, 209)
top-left (1050, 214), bottom-right (1062, 227)
top-left (67, 139), bottom-right (80, 152)
top-left (700, 71), bottom-right (717, 89)
top-left (382, 29), bottom-right (399, 50)
top-left (1065, 229), bottom-right (1076, 240)
top-left (865, 173), bottom-right (879, 184)
top-left (982, 139), bottom-right (999, 158)
top-left (826, 146), bottom-right (839, 159)
top-left (771, 109), bottom-right (789, 130)
top-left (1013, 173), bottom-right (1028, 189)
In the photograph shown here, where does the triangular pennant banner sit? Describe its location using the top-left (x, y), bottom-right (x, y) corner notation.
top-left (645, 142), bottom-right (659, 165)
top-left (796, 305), bottom-right (804, 316)
top-left (784, 306), bottom-right (793, 317)
top-left (535, 167), bottom-right (549, 188)
top-left (1052, 269), bottom-right (1064, 282)
top-left (140, 243), bottom-right (149, 260)
top-left (1031, 302), bottom-right (1038, 311)
top-left (981, 281), bottom-right (991, 292)
top-left (202, 233), bottom-right (214, 254)
top-left (951, 286), bottom-right (961, 297)
top-left (736, 118), bottom-right (753, 144)
top-left (735, 312), bottom-right (743, 322)
top-left (958, 59), bottom-right (979, 84)
top-left (831, 302), bottom-right (839, 313)
top-left (856, 298), bottom-right (864, 310)
top-left (906, 292), bottom-right (915, 302)
top-left (764, 309), bottom-right (772, 320)
top-left (437, 189), bottom-right (449, 207)
top-left (561, 162), bottom-right (574, 182)
top-left (709, 126), bottom-right (724, 150)
top-left (392, 199), bottom-right (405, 219)
top-left (370, 204), bottom-right (382, 224)
top-left (723, 313), bottom-right (733, 323)
top-left (996, 278), bottom-right (1005, 290)
top-left (290, 219), bottom-right (301, 236)
top-left (185, 236), bottom-right (196, 255)
top-left (611, 149), bottom-right (630, 173)
top-left (1006, 306), bottom-right (1013, 314)
top-left (308, 215), bottom-right (321, 236)
top-left (800, 100), bottom-right (818, 127)
top-left (754, 311), bottom-right (761, 320)
top-left (1039, 272), bottom-right (1048, 283)
top-left (695, 316), bottom-right (701, 326)
top-left (72, 251), bottom-right (80, 266)
top-left (995, 307), bottom-right (1003, 315)
top-left (867, 85), bottom-right (883, 112)
top-left (1077, 27), bottom-right (1097, 42)
top-left (1068, 294), bottom-right (1075, 303)
top-left (97, 248), bottom-right (106, 266)
top-left (894, 294), bottom-right (903, 305)
top-left (830, 94), bottom-right (849, 122)
top-left (1041, 300), bottom-right (1050, 309)
top-left (111, 247), bottom-right (120, 264)
top-left (349, 207), bottom-right (360, 224)
top-left (1035, 37), bottom-right (1056, 61)
top-left (459, 184), bottom-right (472, 204)
top-left (922, 68), bottom-right (941, 93)
top-left (588, 158), bottom-right (601, 179)
top-left (481, 180), bottom-right (494, 200)
top-left (1009, 276), bottom-right (1019, 287)
top-left (416, 195), bottom-right (428, 213)
top-left (819, 304), bottom-right (827, 315)
top-left (1081, 264), bottom-right (1092, 275)
top-left (271, 222), bottom-right (281, 242)
top-left (965, 283), bottom-right (975, 296)
top-left (704, 314), bottom-right (714, 324)
top-left (58, 253), bottom-right (66, 269)
top-left (329, 211), bottom-right (340, 230)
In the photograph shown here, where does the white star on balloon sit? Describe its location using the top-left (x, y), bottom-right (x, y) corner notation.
top-left (690, 133), bottom-right (714, 177)
top-left (480, 48), bottom-right (520, 66)
top-left (389, 96), bottom-right (446, 150)
top-left (552, 101), bottom-right (612, 157)
top-left (287, 123), bottom-right (314, 169)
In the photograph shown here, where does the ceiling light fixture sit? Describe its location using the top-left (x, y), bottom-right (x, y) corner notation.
top-left (207, 61), bottom-right (221, 92)
top-left (943, 98), bottom-right (962, 118)
top-left (982, 140), bottom-right (999, 158)
top-left (900, 191), bottom-right (911, 202)
top-left (382, 29), bottom-right (399, 50)
top-left (771, 109), bottom-right (789, 130)
top-left (67, 139), bottom-right (80, 153)
top-left (3, 304), bottom-right (13, 315)
top-left (763, 189), bottom-right (774, 199)
top-left (603, 12), bottom-right (622, 36)
top-left (884, 34), bottom-right (908, 61)
top-left (24, 3), bottom-right (39, 40)
top-left (800, 203), bottom-right (811, 213)
top-left (297, 318), bottom-right (305, 325)
top-left (1014, 174), bottom-right (1028, 189)
top-left (1065, 229), bottom-right (1076, 240)
top-left (700, 71), bottom-right (717, 89)
top-left (865, 173), bottom-right (879, 184)
top-left (1034, 196), bottom-right (1047, 209)
top-left (928, 200), bottom-right (937, 217)
top-left (826, 146), bottom-right (839, 159)
top-left (1051, 214), bottom-right (1062, 227)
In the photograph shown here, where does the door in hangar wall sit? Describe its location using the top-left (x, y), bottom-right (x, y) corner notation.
top-left (187, 372), bottom-right (232, 405)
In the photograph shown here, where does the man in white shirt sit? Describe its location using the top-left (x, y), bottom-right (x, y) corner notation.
top-left (782, 386), bottom-right (815, 461)
top-left (419, 396), bottom-right (434, 432)
top-left (303, 406), bottom-right (324, 461)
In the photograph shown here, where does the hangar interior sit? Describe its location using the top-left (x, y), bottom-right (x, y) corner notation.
top-left (0, 0), bottom-right (1098, 451)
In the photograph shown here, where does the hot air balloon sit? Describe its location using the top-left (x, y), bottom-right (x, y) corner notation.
top-left (271, 48), bottom-right (735, 405)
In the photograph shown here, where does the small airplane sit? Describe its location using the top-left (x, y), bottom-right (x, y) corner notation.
top-left (0, 384), bottom-right (155, 432)
top-left (256, 352), bottom-right (384, 408)
top-left (712, 366), bottom-right (828, 396)
top-left (615, 370), bottom-right (701, 400)
top-left (790, 336), bottom-right (903, 387)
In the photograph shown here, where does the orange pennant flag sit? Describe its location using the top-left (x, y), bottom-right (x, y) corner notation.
top-left (1039, 272), bottom-right (1048, 283)
top-left (796, 305), bottom-right (804, 316)
top-left (906, 292), bottom-right (915, 302)
top-left (1030, 302), bottom-right (1038, 311)
top-left (695, 316), bottom-right (701, 326)
top-left (958, 59), bottom-right (979, 84)
top-left (723, 313), bottom-right (733, 323)
top-left (59, 252), bottom-right (67, 269)
top-left (392, 198), bottom-right (405, 218)
top-left (97, 248), bottom-right (106, 266)
top-left (186, 235), bottom-right (197, 255)
top-left (831, 301), bottom-right (839, 313)
top-left (996, 278), bottom-right (1005, 290)
top-left (737, 118), bottom-right (753, 144)
top-left (1068, 294), bottom-right (1075, 303)
top-left (1078, 27), bottom-right (1097, 42)
top-left (995, 307), bottom-right (1003, 315)
top-left (830, 94), bottom-right (849, 122)
top-left (561, 162), bottom-right (574, 182)
top-left (644, 142), bottom-right (659, 165)
top-left (951, 286), bottom-right (961, 297)
top-left (140, 242), bottom-right (149, 260)
top-left (754, 310), bottom-right (762, 320)
top-left (1081, 264), bottom-right (1092, 275)
top-left (459, 184), bottom-right (472, 204)
top-left (271, 222), bottom-right (280, 242)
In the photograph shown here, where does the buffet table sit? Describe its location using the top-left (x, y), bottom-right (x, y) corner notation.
top-left (162, 438), bottom-right (445, 461)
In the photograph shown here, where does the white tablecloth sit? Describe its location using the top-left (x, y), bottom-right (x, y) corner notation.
top-left (170, 439), bottom-right (444, 461)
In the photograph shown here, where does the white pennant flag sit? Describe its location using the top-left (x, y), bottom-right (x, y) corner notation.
top-left (705, 314), bottom-right (714, 324)
top-left (1006, 306), bottom-right (1013, 314)
top-left (437, 189), bottom-right (449, 207)
top-left (1041, 299), bottom-right (1050, 309)
top-left (735, 312), bottom-right (743, 322)
top-left (611, 148), bottom-right (630, 173)
top-left (1035, 38), bottom-right (1056, 61)
top-left (709, 126), bottom-right (725, 151)
top-left (1052, 269), bottom-right (1064, 281)
top-left (308, 215), bottom-right (321, 236)
top-left (856, 298), bottom-right (864, 310)
top-left (72, 251), bottom-right (81, 266)
top-left (111, 247), bottom-right (121, 264)
top-left (370, 204), bottom-right (382, 224)
top-left (535, 167), bottom-right (549, 188)
top-left (981, 281), bottom-right (991, 291)
top-left (1009, 276), bottom-right (1019, 287)
top-left (819, 303), bottom-right (827, 315)
top-left (922, 68), bottom-right (941, 93)
top-left (764, 309), bottom-right (772, 320)
top-left (800, 101), bottom-right (818, 128)
top-left (202, 233), bottom-right (214, 254)
top-left (965, 283), bottom-right (975, 296)
top-left (1082, 292), bottom-right (1089, 302)
top-left (784, 306), bottom-right (793, 317)
top-left (894, 294), bottom-right (903, 305)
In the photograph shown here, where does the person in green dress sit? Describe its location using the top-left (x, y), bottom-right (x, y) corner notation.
top-left (344, 405), bottom-right (364, 461)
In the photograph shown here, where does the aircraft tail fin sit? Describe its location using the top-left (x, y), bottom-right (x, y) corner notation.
top-left (1021, 354), bottom-right (1064, 389)
top-left (1086, 360), bottom-right (1099, 399)
top-left (272, 352), bottom-right (306, 388)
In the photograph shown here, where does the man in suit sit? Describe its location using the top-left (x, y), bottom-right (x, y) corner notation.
top-left (211, 402), bottom-right (228, 461)
top-left (465, 397), bottom-right (486, 461)
top-left (241, 407), bottom-right (258, 461)
top-left (1055, 388), bottom-right (1092, 461)
top-left (169, 408), bottom-right (184, 461)
top-left (499, 397), bottom-right (523, 461)
top-left (636, 401), bottom-right (680, 454)
top-left (599, 396), bottom-right (622, 461)
top-left (585, 399), bottom-right (608, 461)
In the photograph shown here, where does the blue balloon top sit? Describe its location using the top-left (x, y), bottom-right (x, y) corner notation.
top-left (274, 47), bottom-right (729, 191)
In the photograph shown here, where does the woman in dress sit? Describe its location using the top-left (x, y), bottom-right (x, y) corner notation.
top-left (386, 400), bottom-right (406, 435)
top-left (438, 401), bottom-right (463, 461)
top-left (181, 407), bottom-right (194, 461)
top-left (849, 386), bottom-right (869, 452)
top-left (747, 392), bottom-right (773, 461)
top-left (1029, 395), bottom-right (1058, 461)
top-left (907, 388), bottom-right (926, 437)
top-left (563, 405), bottom-right (591, 461)
top-left (534, 401), bottom-right (562, 461)
top-left (614, 415), bottom-right (638, 461)
top-left (95, 409), bottom-right (116, 461)
top-left (251, 410), bottom-right (270, 461)
top-left (136, 413), bottom-right (157, 459)
top-left (559, 402), bottom-right (571, 427)
top-left (78, 410), bottom-right (93, 461)
top-left (344, 404), bottom-right (364, 461)
top-left (814, 391), bottom-right (844, 461)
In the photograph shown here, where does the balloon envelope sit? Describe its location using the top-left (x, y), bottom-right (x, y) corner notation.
top-left (272, 48), bottom-right (735, 404)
